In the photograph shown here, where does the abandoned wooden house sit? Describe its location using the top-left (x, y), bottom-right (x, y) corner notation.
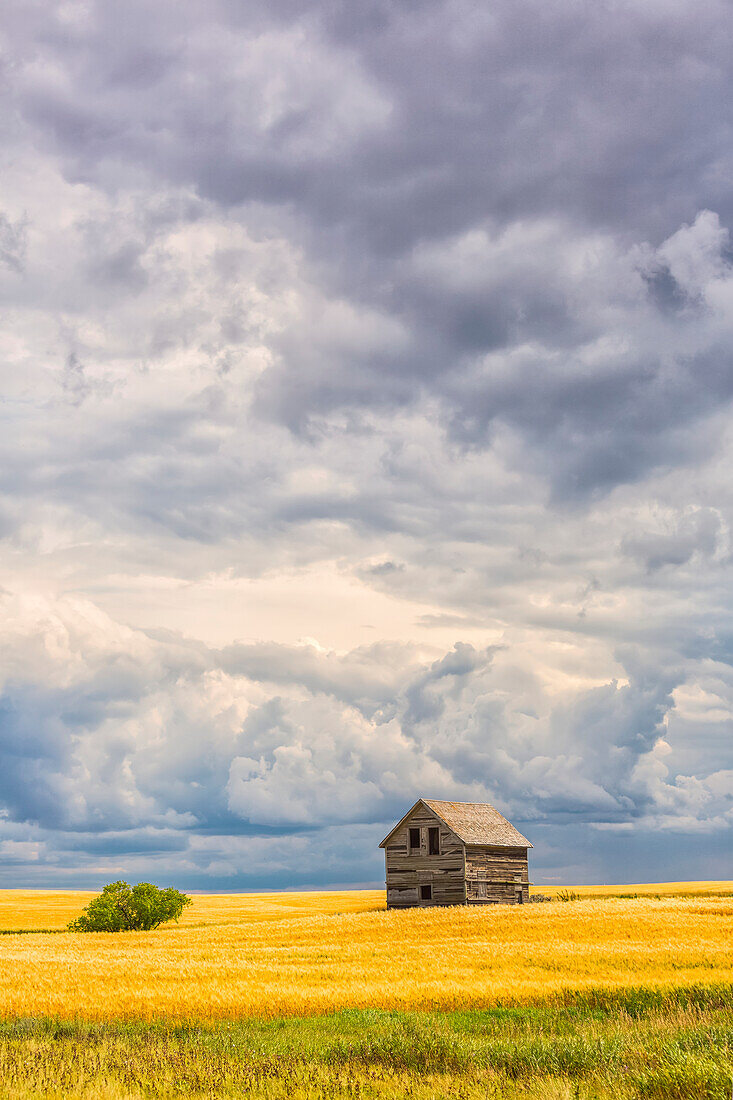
top-left (380, 798), bottom-right (532, 908)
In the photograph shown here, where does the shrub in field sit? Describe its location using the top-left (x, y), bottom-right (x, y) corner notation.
top-left (67, 881), bottom-right (191, 932)
top-left (556, 890), bottom-right (581, 903)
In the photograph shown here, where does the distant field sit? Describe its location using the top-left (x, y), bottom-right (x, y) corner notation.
top-left (538, 880), bottom-right (733, 898)
top-left (0, 888), bottom-right (385, 932)
top-left (1, 880), bottom-right (730, 931)
top-left (1, 887), bottom-right (731, 1097)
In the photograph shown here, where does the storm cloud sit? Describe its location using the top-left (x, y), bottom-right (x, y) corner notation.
top-left (0, 0), bottom-right (732, 888)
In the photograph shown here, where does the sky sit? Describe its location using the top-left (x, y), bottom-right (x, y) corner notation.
top-left (0, 0), bottom-right (732, 891)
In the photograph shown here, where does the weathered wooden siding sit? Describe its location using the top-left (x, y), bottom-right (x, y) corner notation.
top-left (464, 845), bottom-right (530, 904)
top-left (384, 804), bottom-right (465, 908)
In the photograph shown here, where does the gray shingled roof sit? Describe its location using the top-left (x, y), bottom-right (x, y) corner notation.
top-left (422, 799), bottom-right (532, 848)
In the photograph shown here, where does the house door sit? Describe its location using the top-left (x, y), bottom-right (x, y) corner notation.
top-left (516, 889), bottom-right (524, 904)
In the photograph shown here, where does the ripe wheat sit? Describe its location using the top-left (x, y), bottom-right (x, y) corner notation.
top-left (0, 890), bottom-right (731, 1021)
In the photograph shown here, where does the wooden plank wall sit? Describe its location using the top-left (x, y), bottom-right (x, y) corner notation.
top-left (465, 846), bottom-right (529, 904)
top-left (384, 804), bottom-right (465, 908)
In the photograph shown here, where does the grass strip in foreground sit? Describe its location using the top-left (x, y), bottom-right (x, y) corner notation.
top-left (0, 984), bottom-right (731, 1099)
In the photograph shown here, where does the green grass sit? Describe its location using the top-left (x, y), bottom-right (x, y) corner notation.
top-left (0, 985), bottom-right (731, 1098)
top-left (0, 929), bottom-right (63, 936)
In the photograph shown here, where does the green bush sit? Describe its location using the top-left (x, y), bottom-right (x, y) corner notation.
top-left (67, 880), bottom-right (191, 932)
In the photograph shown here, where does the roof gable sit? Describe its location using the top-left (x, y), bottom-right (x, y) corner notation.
top-left (379, 798), bottom-right (532, 848)
top-left (378, 799), bottom-right (443, 848)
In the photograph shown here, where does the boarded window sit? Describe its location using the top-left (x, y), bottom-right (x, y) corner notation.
top-left (409, 827), bottom-right (420, 851)
top-left (428, 827), bottom-right (440, 855)
top-left (478, 882), bottom-right (487, 899)
top-left (420, 884), bottom-right (432, 901)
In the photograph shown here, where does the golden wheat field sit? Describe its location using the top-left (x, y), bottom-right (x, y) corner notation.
top-left (0, 885), bottom-right (731, 1022)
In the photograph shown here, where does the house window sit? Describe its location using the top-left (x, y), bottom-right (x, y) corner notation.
top-left (428, 827), bottom-right (440, 855)
top-left (478, 882), bottom-right (487, 899)
top-left (420, 884), bottom-right (432, 902)
top-left (409, 827), bottom-right (421, 851)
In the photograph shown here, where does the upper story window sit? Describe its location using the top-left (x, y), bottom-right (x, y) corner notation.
top-left (428, 826), bottom-right (440, 855)
top-left (409, 827), bottom-right (421, 852)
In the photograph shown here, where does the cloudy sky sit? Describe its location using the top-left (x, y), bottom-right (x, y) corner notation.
top-left (1, 0), bottom-right (732, 890)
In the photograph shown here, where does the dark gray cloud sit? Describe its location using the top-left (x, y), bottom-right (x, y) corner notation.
top-left (18, 0), bottom-right (730, 238)
top-left (3, 0), bottom-right (733, 497)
